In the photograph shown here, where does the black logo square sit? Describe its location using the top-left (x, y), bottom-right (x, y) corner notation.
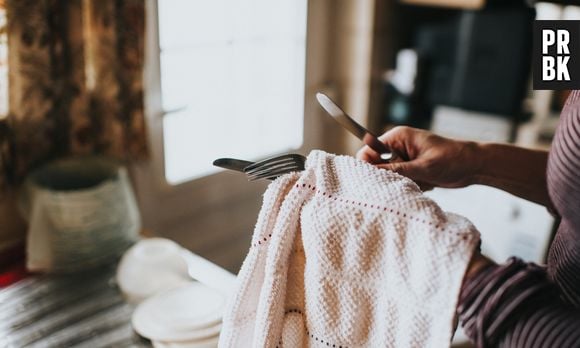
top-left (533, 20), bottom-right (580, 90)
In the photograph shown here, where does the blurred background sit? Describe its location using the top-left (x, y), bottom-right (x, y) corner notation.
top-left (0, 0), bottom-right (578, 345)
top-left (2, 0), bottom-right (579, 273)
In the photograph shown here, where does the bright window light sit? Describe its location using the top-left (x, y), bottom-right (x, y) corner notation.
top-left (158, 0), bottom-right (307, 184)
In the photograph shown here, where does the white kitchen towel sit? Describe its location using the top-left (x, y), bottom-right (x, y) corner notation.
top-left (219, 150), bottom-right (480, 348)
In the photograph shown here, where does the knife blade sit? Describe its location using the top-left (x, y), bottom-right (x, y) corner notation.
top-left (316, 92), bottom-right (394, 161)
top-left (213, 158), bottom-right (254, 173)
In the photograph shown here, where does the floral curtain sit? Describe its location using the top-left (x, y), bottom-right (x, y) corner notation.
top-left (0, 0), bottom-right (147, 188)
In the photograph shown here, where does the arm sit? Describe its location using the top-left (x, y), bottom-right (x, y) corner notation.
top-left (459, 256), bottom-right (580, 347)
top-left (356, 126), bottom-right (552, 208)
top-left (472, 143), bottom-right (551, 208)
top-left (358, 127), bottom-right (580, 346)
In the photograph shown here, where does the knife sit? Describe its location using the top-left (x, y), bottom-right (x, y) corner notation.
top-left (316, 92), bottom-right (394, 161)
top-left (213, 158), bottom-right (254, 173)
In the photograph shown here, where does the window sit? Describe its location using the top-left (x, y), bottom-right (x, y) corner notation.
top-left (0, 2), bottom-right (8, 119)
top-left (157, 0), bottom-right (308, 184)
top-left (136, 0), bottom-right (328, 242)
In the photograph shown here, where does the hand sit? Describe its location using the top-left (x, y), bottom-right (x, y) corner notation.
top-left (464, 250), bottom-right (494, 282)
top-left (356, 126), bottom-right (480, 190)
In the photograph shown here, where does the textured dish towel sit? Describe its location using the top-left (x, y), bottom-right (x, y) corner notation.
top-left (219, 151), bottom-right (480, 348)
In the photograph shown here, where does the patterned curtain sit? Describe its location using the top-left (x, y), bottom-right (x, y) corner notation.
top-left (0, 0), bottom-right (147, 188)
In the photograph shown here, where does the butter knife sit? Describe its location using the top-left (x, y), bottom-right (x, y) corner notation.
top-left (212, 158), bottom-right (254, 173)
top-left (316, 92), bottom-right (394, 161)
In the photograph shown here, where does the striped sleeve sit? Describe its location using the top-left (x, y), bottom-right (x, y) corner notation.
top-left (458, 258), bottom-right (580, 348)
top-left (458, 90), bottom-right (580, 347)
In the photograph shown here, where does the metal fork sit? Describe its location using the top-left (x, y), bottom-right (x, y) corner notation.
top-left (244, 154), bottom-right (306, 181)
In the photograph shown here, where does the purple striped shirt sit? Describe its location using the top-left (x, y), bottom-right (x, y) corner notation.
top-left (458, 90), bottom-right (580, 347)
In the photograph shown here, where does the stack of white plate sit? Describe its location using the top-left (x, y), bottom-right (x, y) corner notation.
top-left (132, 282), bottom-right (226, 348)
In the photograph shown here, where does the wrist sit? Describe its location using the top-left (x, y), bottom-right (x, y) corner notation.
top-left (461, 140), bottom-right (485, 186)
top-left (464, 251), bottom-right (494, 282)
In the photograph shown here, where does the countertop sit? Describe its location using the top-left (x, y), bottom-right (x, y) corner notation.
top-left (0, 266), bottom-right (149, 348)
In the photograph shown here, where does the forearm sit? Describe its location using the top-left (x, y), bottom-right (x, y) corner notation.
top-left (459, 258), bottom-right (580, 347)
top-left (470, 143), bottom-right (551, 208)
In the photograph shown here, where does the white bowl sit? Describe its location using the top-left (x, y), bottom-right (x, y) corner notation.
top-left (117, 238), bottom-right (191, 303)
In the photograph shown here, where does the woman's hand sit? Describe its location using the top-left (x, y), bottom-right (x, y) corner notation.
top-left (464, 250), bottom-right (494, 282)
top-left (357, 126), bottom-right (481, 190)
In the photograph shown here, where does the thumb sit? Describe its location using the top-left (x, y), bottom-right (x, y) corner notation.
top-left (377, 160), bottom-right (424, 181)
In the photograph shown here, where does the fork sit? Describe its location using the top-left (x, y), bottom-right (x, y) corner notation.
top-left (244, 154), bottom-right (306, 181)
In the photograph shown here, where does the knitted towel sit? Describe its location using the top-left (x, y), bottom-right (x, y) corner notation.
top-left (219, 150), bottom-right (480, 348)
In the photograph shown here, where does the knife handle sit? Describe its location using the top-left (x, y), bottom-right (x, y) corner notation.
top-left (362, 133), bottom-right (395, 162)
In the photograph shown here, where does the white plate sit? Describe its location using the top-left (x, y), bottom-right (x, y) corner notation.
top-left (132, 282), bottom-right (225, 341)
top-left (140, 321), bottom-right (222, 343)
top-left (153, 335), bottom-right (220, 348)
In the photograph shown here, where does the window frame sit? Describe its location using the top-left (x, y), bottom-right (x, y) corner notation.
top-left (0, 4), bottom-right (8, 119)
top-left (132, 0), bottom-right (333, 231)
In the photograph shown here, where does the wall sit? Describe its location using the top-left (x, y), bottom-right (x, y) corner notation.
top-left (0, 191), bottom-right (25, 252)
top-left (329, 0), bottom-right (376, 155)
top-left (327, 0), bottom-right (397, 154)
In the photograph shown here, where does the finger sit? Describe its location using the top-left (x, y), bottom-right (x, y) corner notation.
top-left (377, 126), bottom-right (409, 151)
top-left (376, 160), bottom-right (425, 181)
top-left (358, 127), bottom-right (410, 161)
top-left (377, 162), bottom-right (435, 190)
top-left (376, 126), bottom-right (416, 161)
top-left (415, 181), bottom-right (435, 192)
top-left (356, 145), bottom-right (382, 163)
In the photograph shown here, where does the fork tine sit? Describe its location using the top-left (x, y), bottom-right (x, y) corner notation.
top-left (244, 154), bottom-right (305, 172)
top-left (247, 164), bottom-right (303, 180)
top-left (245, 158), bottom-right (302, 176)
top-left (248, 166), bottom-right (303, 181)
top-left (237, 153), bottom-right (306, 181)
